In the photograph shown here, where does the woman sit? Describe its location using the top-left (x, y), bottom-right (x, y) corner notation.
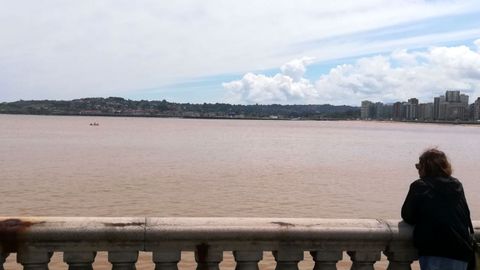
top-left (402, 148), bottom-right (474, 270)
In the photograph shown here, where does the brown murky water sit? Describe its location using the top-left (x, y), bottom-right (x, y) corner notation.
top-left (2, 114), bottom-right (479, 269)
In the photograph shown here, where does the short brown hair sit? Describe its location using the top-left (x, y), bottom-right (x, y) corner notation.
top-left (417, 148), bottom-right (452, 178)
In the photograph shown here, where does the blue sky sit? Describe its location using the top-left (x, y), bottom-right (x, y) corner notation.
top-left (1, 0), bottom-right (480, 105)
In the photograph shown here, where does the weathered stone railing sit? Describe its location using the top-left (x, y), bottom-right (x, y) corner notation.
top-left (1, 217), bottom-right (478, 270)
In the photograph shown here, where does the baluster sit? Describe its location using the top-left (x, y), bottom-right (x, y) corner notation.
top-left (347, 251), bottom-right (381, 270)
top-left (384, 250), bottom-right (417, 270)
top-left (311, 251), bottom-right (342, 270)
top-left (153, 250), bottom-right (181, 270)
top-left (17, 250), bottom-right (53, 270)
top-left (384, 220), bottom-right (418, 270)
top-left (233, 251), bottom-right (263, 270)
top-left (1, 252), bottom-right (8, 270)
top-left (273, 249), bottom-right (303, 270)
top-left (195, 247), bottom-right (223, 270)
top-left (108, 251), bottom-right (139, 270)
top-left (63, 251), bottom-right (96, 270)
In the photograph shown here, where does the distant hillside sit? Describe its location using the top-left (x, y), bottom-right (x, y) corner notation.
top-left (0, 97), bottom-right (360, 120)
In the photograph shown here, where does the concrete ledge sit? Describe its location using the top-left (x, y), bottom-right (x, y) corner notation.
top-left (0, 217), bottom-right (145, 253)
top-left (1, 217), bottom-right (479, 254)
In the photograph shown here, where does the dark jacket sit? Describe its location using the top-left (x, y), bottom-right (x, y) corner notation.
top-left (401, 176), bottom-right (473, 262)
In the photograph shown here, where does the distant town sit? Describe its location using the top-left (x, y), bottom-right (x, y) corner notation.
top-left (2, 91), bottom-right (480, 124)
top-left (0, 97), bottom-right (359, 120)
top-left (361, 90), bottom-right (480, 123)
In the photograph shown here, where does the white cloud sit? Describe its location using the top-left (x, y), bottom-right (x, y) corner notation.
top-left (223, 58), bottom-right (319, 104)
top-left (474, 39), bottom-right (480, 49)
top-left (1, 0), bottom-right (480, 101)
top-left (391, 49), bottom-right (419, 66)
top-left (280, 57), bottom-right (315, 82)
top-left (223, 74), bottom-right (317, 105)
top-left (223, 41), bottom-right (480, 105)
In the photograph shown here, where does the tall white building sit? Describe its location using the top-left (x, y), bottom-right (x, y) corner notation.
top-left (418, 103), bottom-right (434, 120)
top-left (361, 100), bottom-right (373, 119)
top-left (434, 91), bottom-right (469, 120)
top-left (474, 98), bottom-right (480, 121)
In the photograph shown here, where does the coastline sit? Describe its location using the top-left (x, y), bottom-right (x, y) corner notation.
top-left (2, 112), bottom-right (480, 125)
top-left (0, 112), bottom-right (356, 122)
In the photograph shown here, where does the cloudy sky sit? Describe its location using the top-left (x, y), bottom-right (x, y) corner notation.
top-left (1, 0), bottom-right (480, 105)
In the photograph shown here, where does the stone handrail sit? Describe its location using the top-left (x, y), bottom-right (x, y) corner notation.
top-left (0, 217), bottom-right (478, 270)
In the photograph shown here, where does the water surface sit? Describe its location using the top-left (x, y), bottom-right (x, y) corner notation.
top-left (1, 114), bottom-right (479, 218)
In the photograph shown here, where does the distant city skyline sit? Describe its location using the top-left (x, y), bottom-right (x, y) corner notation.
top-left (1, 1), bottom-right (480, 105)
top-left (361, 90), bottom-right (480, 121)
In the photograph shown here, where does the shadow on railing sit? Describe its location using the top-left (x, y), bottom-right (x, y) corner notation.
top-left (1, 217), bottom-right (476, 270)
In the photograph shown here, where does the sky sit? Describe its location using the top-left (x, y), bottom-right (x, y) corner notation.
top-left (1, 0), bottom-right (480, 106)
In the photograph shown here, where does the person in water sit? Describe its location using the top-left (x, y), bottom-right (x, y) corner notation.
top-left (402, 148), bottom-right (474, 270)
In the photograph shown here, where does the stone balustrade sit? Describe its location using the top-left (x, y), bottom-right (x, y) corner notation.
top-left (1, 217), bottom-right (478, 270)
